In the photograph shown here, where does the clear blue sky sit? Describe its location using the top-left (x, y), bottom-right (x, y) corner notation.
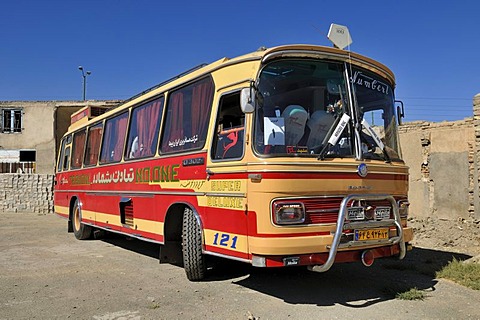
top-left (1, 0), bottom-right (478, 122)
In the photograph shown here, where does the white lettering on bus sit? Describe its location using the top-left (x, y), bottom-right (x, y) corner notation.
top-left (92, 168), bottom-right (135, 184)
top-left (350, 71), bottom-right (389, 95)
top-left (168, 135), bottom-right (199, 148)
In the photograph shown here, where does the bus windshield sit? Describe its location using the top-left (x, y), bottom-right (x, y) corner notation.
top-left (253, 59), bottom-right (401, 160)
top-left (352, 67), bottom-right (401, 160)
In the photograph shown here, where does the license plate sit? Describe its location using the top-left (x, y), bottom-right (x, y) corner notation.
top-left (347, 207), bottom-right (365, 220)
top-left (355, 228), bottom-right (389, 241)
top-left (375, 207), bottom-right (391, 220)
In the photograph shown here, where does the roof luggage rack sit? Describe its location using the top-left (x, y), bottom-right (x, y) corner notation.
top-left (110, 63), bottom-right (208, 110)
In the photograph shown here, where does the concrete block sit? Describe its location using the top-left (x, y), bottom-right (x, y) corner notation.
top-left (430, 152), bottom-right (470, 219)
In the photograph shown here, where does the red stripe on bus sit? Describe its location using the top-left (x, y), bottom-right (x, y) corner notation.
top-left (210, 171), bottom-right (407, 181)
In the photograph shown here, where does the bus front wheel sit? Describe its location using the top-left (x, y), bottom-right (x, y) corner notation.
top-left (72, 199), bottom-right (92, 240)
top-left (182, 207), bottom-right (206, 281)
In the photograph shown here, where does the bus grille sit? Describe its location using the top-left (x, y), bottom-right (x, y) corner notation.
top-left (124, 204), bottom-right (134, 226)
top-left (303, 197), bottom-right (394, 224)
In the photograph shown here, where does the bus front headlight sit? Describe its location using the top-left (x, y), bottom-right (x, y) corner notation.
top-left (273, 202), bottom-right (305, 225)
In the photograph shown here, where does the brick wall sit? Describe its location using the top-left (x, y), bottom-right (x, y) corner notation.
top-left (399, 118), bottom-right (476, 219)
top-left (0, 174), bottom-right (54, 213)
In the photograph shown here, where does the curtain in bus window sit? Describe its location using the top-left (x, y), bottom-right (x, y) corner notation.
top-left (161, 77), bottom-right (214, 153)
top-left (71, 130), bottom-right (86, 169)
top-left (160, 92), bottom-right (184, 153)
top-left (100, 121), bottom-right (113, 163)
top-left (191, 79), bottom-right (214, 143)
top-left (137, 99), bottom-right (163, 157)
top-left (113, 115), bottom-right (128, 162)
top-left (171, 93), bottom-right (184, 145)
top-left (100, 112), bottom-right (128, 163)
top-left (85, 125), bottom-right (102, 165)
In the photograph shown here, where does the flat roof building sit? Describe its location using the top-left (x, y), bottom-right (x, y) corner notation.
top-left (0, 100), bottom-right (119, 174)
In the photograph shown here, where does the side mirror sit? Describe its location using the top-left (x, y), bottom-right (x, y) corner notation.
top-left (395, 100), bottom-right (405, 125)
top-left (240, 87), bottom-right (255, 113)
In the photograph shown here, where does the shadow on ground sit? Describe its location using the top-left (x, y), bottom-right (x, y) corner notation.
top-left (100, 232), bottom-right (160, 259)
top-left (233, 247), bottom-right (471, 307)
top-left (100, 232), bottom-right (471, 308)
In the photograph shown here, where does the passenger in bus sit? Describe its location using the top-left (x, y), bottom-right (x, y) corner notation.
top-left (129, 136), bottom-right (139, 158)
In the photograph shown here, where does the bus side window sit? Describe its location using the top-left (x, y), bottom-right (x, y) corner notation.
top-left (99, 112), bottom-right (129, 164)
top-left (212, 91), bottom-right (245, 160)
top-left (125, 97), bottom-right (164, 160)
top-left (62, 147), bottom-right (71, 171)
top-left (57, 137), bottom-right (67, 172)
top-left (160, 77), bottom-right (214, 154)
top-left (71, 129), bottom-right (86, 170)
top-left (84, 123), bottom-right (103, 166)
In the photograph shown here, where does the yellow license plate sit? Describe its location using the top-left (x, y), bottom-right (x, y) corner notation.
top-left (355, 228), bottom-right (389, 241)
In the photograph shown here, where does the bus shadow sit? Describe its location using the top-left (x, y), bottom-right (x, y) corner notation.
top-left (100, 232), bottom-right (160, 260)
top-left (99, 232), bottom-right (251, 277)
top-left (231, 247), bottom-right (471, 307)
top-left (97, 233), bottom-right (472, 307)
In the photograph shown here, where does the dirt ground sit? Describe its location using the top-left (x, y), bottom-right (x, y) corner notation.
top-left (408, 216), bottom-right (480, 260)
top-left (1, 212), bottom-right (480, 320)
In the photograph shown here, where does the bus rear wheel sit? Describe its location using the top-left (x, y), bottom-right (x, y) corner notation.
top-left (72, 199), bottom-right (92, 240)
top-left (182, 207), bottom-right (206, 281)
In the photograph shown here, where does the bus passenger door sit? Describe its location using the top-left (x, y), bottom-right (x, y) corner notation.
top-left (207, 90), bottom-right (249, 261)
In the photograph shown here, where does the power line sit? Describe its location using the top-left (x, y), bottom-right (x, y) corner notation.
top-left (397, 96), bottom-right (473, 101)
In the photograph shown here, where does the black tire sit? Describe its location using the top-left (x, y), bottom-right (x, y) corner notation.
top-left (72, 199), bottom-right (92, 240)
top-left (182, 207), bottom-right (206, 281)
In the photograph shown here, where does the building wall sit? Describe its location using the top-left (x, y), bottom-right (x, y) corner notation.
top-left (0, 101), bottom-right (56, 173)
top-left (399, 119), bottom-right (476, 220)
top-left (0, 100), bottom-right (120, 214)
top-left (0, 100), bottom-right (119, 174)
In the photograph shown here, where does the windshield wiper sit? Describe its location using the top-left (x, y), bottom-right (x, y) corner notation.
top-left (361, 119), bottom-right (391, 162)
top-left (317, 113), bottom-right (351, 160)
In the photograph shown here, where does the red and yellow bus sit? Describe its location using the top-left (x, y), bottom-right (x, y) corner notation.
top-left (54, 44), bottom-right (412, 281)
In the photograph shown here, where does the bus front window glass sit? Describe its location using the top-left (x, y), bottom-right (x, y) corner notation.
top-left (71, 129), bottom-right (86, 169)
top-left (125, 97), bottom-right (164, 160)
top-left (352, 68), bottom-right (402, 160)
top-left (160, 77), bottom-right (214, 154)
top-left (99, 112), bottom-right (128, 164)
top-left (84, 123), bottom-right (103, 166)
top-left (254, 59), bottom-right (352, 157)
